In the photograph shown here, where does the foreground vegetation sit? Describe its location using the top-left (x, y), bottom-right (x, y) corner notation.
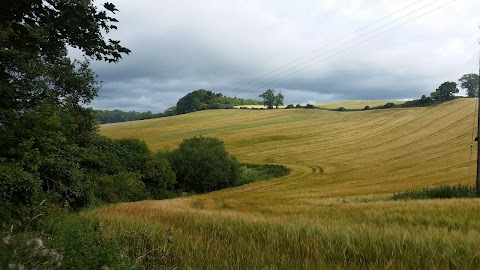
top-left (92, 198), bottom-right (480, 269)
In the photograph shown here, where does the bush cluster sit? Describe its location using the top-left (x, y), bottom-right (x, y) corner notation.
top-left (392, 184), bottom-right (475, 200)
top-left (237, 164), bottom-right (291, 186)
top-left (167, 136), bottom-right (240, 193)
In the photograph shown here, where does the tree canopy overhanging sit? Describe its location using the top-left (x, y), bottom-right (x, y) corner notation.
top-left (0, 0), bottom-right (133, 219)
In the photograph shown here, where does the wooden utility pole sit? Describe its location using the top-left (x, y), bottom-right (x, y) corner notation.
top-left (477, 30), bottom-right (480, 197)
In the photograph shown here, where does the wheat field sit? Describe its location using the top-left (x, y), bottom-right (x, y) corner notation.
top-left (315, 100), bottom-right (405, 109)
top-left (96, 98), bottom-right (480, 269)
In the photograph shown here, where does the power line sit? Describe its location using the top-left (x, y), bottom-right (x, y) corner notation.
top-left (225, 0), bottom-right (429, 94)
top-left (233, 0), bottom-right (457, 97)
top-left (232, 0), bottom-right (444, 97)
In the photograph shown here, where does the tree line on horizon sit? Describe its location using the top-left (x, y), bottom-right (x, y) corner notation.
top-left (95, 89), bottom-right (264, 123)
top-left (402, 73), bottom-right (479, 108)
top-left (97, 73), bottom-right (479, 123)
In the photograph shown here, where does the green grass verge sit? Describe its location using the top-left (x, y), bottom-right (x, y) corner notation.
top-left (237, 163), bottom-right (291, 186)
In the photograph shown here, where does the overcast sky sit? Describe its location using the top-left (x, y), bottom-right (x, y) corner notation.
top-left (86, 0), bottom-right (480, 112)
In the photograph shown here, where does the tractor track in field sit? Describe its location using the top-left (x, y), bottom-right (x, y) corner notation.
top-left (273, 101), bottom-right (470, 157)
top-left (324, 101), bottom-right (473, 161)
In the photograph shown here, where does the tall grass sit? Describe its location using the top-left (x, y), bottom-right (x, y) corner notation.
top-left (92, 198), bottom-right (480, 269)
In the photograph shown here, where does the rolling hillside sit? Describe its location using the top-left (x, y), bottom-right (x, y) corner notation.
top-left (101, 98), bottom-right (477, 198)
top-left (97, 98), bottom-right (480, 269)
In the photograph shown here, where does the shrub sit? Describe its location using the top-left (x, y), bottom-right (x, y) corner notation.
top-left (237, 164), bottom-right (291, 186)
top-left (295, 104), bottom-right (302, 108)
top-left (392, 184), bottom-right (475, 200)
top-left (167, 136), bottom-right (240, 193)
top-left (337, 107), bottom-right (346, 111)
top-left (383, 102), bottom-right (395, 109)
top-left (95, 172), bottom-right (150, 203)
top-left (364, 106), bottom-right (370, 110)
top-left (47, 215), bottom-right (133, 270)
top-left (1, 230), bottom-right (63, 270)
top-left (142, 155), bottom-right (176, 199)
top-left (285, 104), bottom-right (295, 109)
top-left (305, 104), bottom-right (315, 109)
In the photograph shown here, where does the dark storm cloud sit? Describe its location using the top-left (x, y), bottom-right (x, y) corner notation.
top-left (85, 0), bottom-right (480, 112)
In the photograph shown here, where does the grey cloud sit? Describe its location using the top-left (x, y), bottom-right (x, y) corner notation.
top-left (84, 0), bottom-right (480, 112)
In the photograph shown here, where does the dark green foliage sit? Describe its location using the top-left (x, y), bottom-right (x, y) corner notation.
top-left (0, 230), bottom-right (64, 270)
top-left (382, 102), bottom-right (395, 109)
top-left (392, 185), bottom-right (475, 200)
top-left (237, 164), bottom-right (291, 186)
top-left (259, 89), bottom-right (276, 109)
top-left (168, 136), bottom-right (240, 193)
top-left (142, 154), bottom-right (176, 199)
top-left (431, 82), bottom-right (459, 101)
top-left (337, 107), bottom-right (347, 111)
top-left (1, 215), bottom-right (135, 270)
top-left (0, 0), bottom-right (132, 208)
top-left (80, 136), bottom-right (175, 203)
top-left (364, 106), bottom-right (370, 110)
top-left (274, 92), bottom-right (285, 108)
top-left (163, 106), bottom-right (178, 116)
top-left (111, 139), bottom-right (151, 172)
top-left (259, 89), bottom-right (284, 109)
top-left (458, 73), bottom-right (479, 98)
top-left (95, 172), bottom-right (150, 203)
top-left (285, 104), bottom-right (295, 109)
top-left (227, 97), bottom-right (264, 106)
top-left (0, 160), bottom-right (42, 221)
top-left (403, 95), bottom-right (435, 107)
top-left (95, 110), bottom-right (164, 124)
top-left (295, 104), bottom-right (302, 108)
top-left (48, 215), bottom-right (133, 270)
top-left (176, 89), bottom-right (260, 114)
top-left (370, 103), bottom-right (398, 109)
top-left (305, 104), bottom-right (315, 109)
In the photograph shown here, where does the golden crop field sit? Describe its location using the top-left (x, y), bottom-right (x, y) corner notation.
top-left (96, 98), bottom-right (480, 269)
top-left (315, 100), bottom-right (405, 109)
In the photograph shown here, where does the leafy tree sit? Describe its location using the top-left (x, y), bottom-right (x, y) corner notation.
top-left (0, 0), bottom-right (130, 208)
top-left (274, 93), bottom-right (285, 108)
top-left (431, 82), bottom-right (458, 101)
top-left (259, 89), bottom-right (285, 109)
top-left (167, 136), bottom-right (240, 193)
top-left (176, 89), bottom-right (231, 114)
top-left (142, 155), bottom-right (176, 199)
top-left (458, 73), bottom-right (479, 98)
top-left (259, 89), bottom-right (276, 109)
